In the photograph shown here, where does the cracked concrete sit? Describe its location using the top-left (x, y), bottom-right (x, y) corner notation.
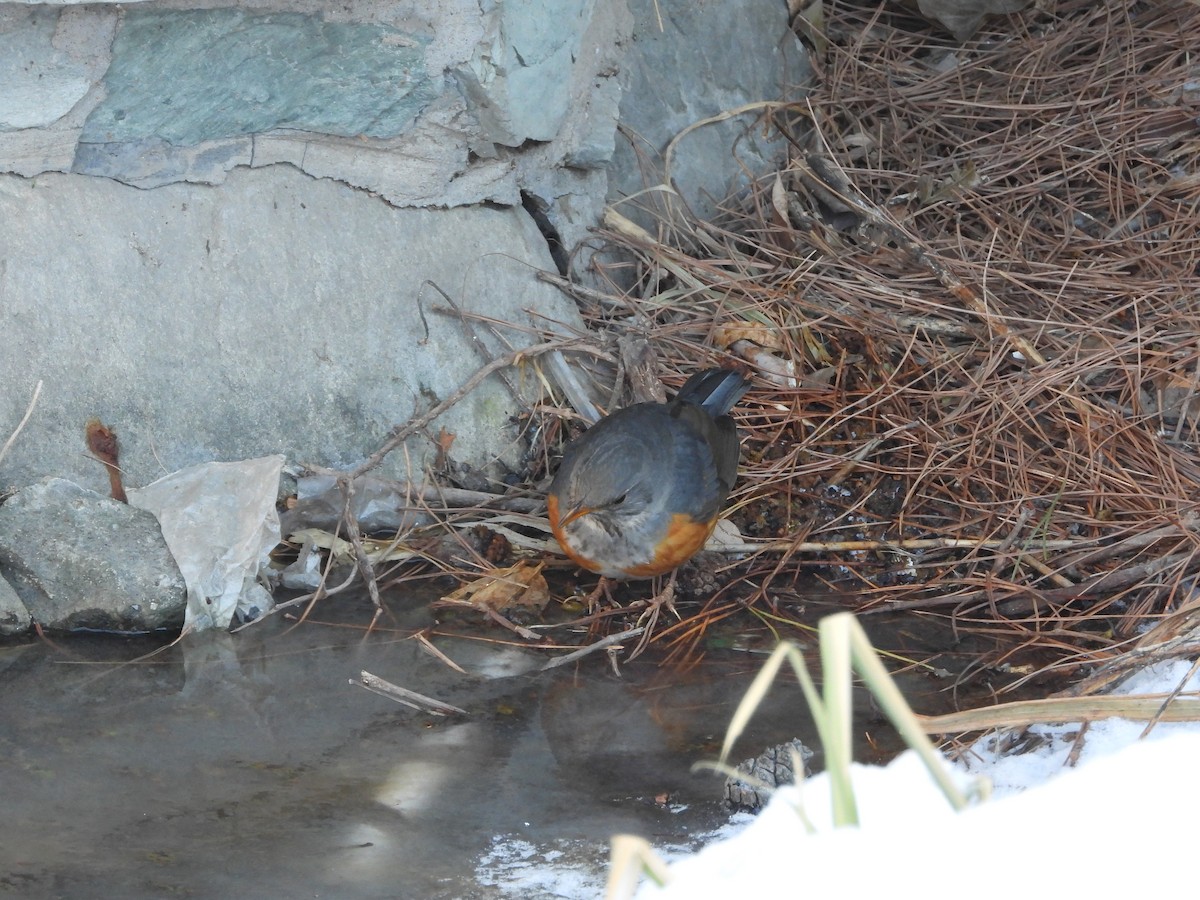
top-left (0, 164), bottom-right (581, 490)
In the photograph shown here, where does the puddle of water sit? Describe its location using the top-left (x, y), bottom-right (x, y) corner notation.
top-left (0, 588), bottom-right (1020, 898)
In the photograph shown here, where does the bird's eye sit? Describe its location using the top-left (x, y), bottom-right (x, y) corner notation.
top-left (612, 492), bottom-right (628, 505)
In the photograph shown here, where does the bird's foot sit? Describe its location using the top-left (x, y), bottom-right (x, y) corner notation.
top-left (583, 575), bottom-right (616, 613)
top-left (628, 572), bottom-right (680, 660)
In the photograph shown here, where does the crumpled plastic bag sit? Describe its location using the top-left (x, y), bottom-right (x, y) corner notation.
top-left (128, 455), bottom-right (284, 631)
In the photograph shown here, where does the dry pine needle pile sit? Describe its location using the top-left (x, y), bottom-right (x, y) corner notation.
top-left (578, 0), bottom-right (1200, 673)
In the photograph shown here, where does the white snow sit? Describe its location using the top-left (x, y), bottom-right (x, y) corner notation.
top-left (637, 658), bottom-right (1200, 898)
top-left (479, 658), bottom-right (1200, 898)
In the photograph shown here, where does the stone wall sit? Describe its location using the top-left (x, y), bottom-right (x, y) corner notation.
top-left (0, 0), bottom-right (807, 491)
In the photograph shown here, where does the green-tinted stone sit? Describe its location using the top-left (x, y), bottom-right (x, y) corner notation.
top-left (82, 9), bottom-right (435, 145)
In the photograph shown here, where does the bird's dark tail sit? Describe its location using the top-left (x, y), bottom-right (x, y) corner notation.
top-left (674, 368), bottom-right (750, 417)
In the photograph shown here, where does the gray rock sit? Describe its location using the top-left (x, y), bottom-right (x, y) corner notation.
top-left (0, 478), bottom-right (187, 632)
top-left (724, 738), bottom-right (814, 812)
top-left (0, 5), bottom-right (117, 175)
top-left (0, 7), bottom-right (91, 131)
top-left (1, 2), bottom-right (626, 210)
top-left (452, 0), bottom-right (592, 147)
top-left (0, 573), bottom-right (31, 636)
top-left (80, 9), bottom-right (437, 146)
top-left (0, 1), bottom-right (809, 493)
top-left (73, 135), bottom-right (253, 189)
top-left (0, 5), bottom-right (115, 132)
top-left (0, 164), bottom-right (582, 493)
top-left (0, 1), bottom-right (809, 271)
top-left (608, 0), bottom-right (808, 229)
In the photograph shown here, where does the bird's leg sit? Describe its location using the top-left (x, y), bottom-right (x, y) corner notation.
top-left (637, 570), bottom-right (680, 622)
top-left (653, 569), bottom-right (680, 620)
top-left (583, 575), bottom-right (615, 612)
top-left (628, 570), bottom-right (680, 660)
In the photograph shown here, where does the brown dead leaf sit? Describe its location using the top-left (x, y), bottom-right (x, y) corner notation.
top-left (85, 418), bottom-right (127, 503)
top-left (1151, 371), bottom-right (1200, 427)
top-left (714, 320), bottom-right (786, 353)
top-left (466, 524), bottom-right (513, 565)
top-left (715, 321), bottom-right (798, 388)
top-left (728, 341), bottom-right (799, 389)
top-left (769, 173), bottom-right (790, 231)
top-left (435, 561), bottom-right (550, 615)
top-left (435, 427), bottom-right (456, 469)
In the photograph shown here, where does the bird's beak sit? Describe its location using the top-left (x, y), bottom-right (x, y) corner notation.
top-left (549, 493), bottom-right (591, 529)
top-left (559, 504), bottom-right (592, 527)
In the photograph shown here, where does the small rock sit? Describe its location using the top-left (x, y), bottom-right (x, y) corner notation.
top-left (0, 478), bottom-right (187, 632)
top-left (724, 738), bottom-right (814, 812)
top-left (0, 574), bottom-right (31, 636)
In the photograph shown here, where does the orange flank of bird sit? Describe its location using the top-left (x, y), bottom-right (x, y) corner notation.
top-left (622, 513), bottom-right (715, 578)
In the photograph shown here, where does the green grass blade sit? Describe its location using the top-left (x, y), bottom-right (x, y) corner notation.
top-left (840, 612), bottom-right (977, 810)
top-left (817, 613), bottom-right (859, 826)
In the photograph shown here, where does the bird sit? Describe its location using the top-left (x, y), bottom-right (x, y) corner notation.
top-left (547, 368), bottom-right (750, 584)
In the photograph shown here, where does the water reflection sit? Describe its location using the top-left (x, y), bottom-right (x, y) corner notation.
top-left (1, 591), bottom-right (827, 897)
top-left (1, 583), bottom-right (1023, 897)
